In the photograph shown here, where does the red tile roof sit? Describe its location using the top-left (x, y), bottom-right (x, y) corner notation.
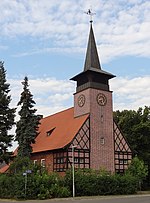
top-left (0, 164), bottom-right (9, 173)
top-left (32, 107), bottom-right (89, 153)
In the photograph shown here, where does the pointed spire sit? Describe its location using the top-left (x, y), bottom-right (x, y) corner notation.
top-left (70, 18), bottom-right (115, 93)
top-left (84, 22), bottom-right (101, 71)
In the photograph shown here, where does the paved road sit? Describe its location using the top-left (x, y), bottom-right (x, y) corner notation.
top-left (0, 195), bottom-right (150, 203)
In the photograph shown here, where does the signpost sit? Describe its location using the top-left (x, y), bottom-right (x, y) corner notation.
top-left (23, 170), bottom-right (32, 197)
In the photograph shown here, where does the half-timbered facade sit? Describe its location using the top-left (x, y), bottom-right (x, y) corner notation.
top-left (53, 120), bottom-right (90, 172)
top-left (114, 122), bottom-right (132, 173)
top-left (30, 108), bottom-right (90, 174)
top-left (0, 20), bottom-right (132, 174)
top-left (29, 109), bottom-right (132, 174)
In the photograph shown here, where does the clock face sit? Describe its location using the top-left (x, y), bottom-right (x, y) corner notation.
top-left (97, 93), bottom-right (107, 106)
top-left (78, 94), bottom-right (85, 107)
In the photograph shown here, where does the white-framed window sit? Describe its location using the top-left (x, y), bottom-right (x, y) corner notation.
top-left (74, 157), bottom-right (84, 164)
top-left (124, 160), bottom-right (128, 164)
top-left (119, 160), bottom-right (128, 164)
top-left (79, 158), bottom-right (84, 163)
top-left (74, 158), bottom-right (78, 163)
top-left (33, 160), bottom-right (37, 165)
top-left (119, 160), bottom-right (124, 164)
top-left (100, 137), bottom-right (105, 145)
top-left (41, 159), bottom-right (46, 167)
top-left (56, 157), bottom-right (64, 164)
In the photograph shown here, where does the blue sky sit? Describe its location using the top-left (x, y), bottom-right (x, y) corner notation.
top-left (0, 0), bottom-right (150, 119)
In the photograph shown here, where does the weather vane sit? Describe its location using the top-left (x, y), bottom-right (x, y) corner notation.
top-left (84, 8), bottom-right (96, 23)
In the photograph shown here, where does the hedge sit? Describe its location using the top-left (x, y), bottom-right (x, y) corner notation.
top-left (64, 169), bottom-right (138, 196)
top-left (0, 171), bottom-right (70, 199)
top-left (0, 168), bottom-right (138, 199)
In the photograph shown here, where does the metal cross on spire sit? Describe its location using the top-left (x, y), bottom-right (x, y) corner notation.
top-left (84, 9), bottom-right (96, 23)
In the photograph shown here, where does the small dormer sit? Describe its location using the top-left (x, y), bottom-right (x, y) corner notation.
top-left (47, 127), bottom-right (55, 136)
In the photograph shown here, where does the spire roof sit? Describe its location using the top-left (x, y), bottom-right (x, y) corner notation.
top-left (84, 23), bottom-right (101, 71)
top-left (70, 21), bottom-right (115, 92)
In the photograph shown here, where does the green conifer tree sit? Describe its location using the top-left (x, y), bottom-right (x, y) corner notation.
top-left (0, 61), bottom-right (16, 163)
top-left (15, 76), bottom-right (40, 157)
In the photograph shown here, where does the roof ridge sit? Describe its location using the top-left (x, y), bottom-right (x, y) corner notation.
top-left (42, 106), bottom-right (74, 120)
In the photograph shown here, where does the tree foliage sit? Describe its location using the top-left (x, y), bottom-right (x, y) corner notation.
top-left (64, 169), bottom-right (138, 196)
top-left (114, 106), bottom-right (150, 160)
top-left (0, 161), bottom-right (70, 200)
top-left (9, 156), bottom-right (34, 174)
top-left (126, 156), bottom-right (148, 190)
top-left (0, 168), bottom-right (138, 199)
top-left (0, 61), bottom-right (16, 163)
top-left (114, 106), bottom-right (150, 186)
top-left (15, 76), bottom-right (40, 157)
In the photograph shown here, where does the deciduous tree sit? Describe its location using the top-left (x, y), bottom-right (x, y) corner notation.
top-left (114, 106), bottom-right (150, 186)
top-left (126, 156), bottom-right (148, 190)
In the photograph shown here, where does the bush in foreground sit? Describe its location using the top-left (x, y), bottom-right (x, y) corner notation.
top-left (0, 157), bottom-right (70, 199)
top-left (0, 167), bottom-right (138, 199)
top-left (64, 169), bottom-right (138, 196)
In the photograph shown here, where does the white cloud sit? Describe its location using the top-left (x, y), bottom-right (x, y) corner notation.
top-left (8, 74), bottom-right (150, 151)
top-left (3, 0), bottom-right (149, 152)
top-left (0, 0), bottom-right (149, 61)
top-left (8, 75), bottom-right (150, 116)
top-left (12, 47), bottom-right (84, 57)
top-left (0, 45), bottom-right (8, 50)
top-left (8, 76), bottom-right (75, 151)
top-left (110, 76), bottom-right (150, 111)
top-left (9, 77), bottom-right (75, 117)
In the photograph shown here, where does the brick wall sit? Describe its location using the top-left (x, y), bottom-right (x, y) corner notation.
top-left (31, 151), bottom-right (53, 173)
top-left (74, 88), bottom-right (115, 173)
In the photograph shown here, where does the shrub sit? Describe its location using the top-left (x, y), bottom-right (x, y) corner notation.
top-left (0, 167), bottom-right (139, 199)
top-left (64, 169), bottom-right (138, 196)
top-left (126, 156), bottom-right (148, 190)
top-left (50, 184), bottom-right (71, 198)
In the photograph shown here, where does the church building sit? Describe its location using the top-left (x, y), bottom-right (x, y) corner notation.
top-left (0, 20), bottom-right (132, 174)
top-left (29, 20), bottom-right (132, 174)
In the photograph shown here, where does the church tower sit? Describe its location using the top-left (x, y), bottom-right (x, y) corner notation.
top-left (70, 21), bottom-right (116, 172)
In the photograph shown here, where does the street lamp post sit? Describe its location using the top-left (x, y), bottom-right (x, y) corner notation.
top-left (72, 145), bottom-right (77, 198)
